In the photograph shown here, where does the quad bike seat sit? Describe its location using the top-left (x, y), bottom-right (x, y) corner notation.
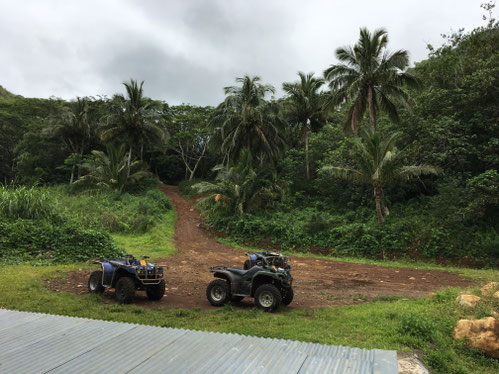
top-left (109, 259), bottom-right (133, 266)
top-left (225, 266), bottom-right (262, 279)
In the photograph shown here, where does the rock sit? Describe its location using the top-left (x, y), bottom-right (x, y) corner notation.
top-left (397, 353), bottom-right (431, 374)
top-left (481, 282), bottom-right (499, 297)
top-left (409, 277), bottom-right (416, 280)
top-left (493, 291), bottom-right (499, 300)
top-left (456, 294), bottom-right (481, 308)
top-left (454, 317), bottom-right (499, 358)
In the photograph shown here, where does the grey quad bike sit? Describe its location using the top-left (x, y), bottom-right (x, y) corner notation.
top-left (206, 258), bottom-right (293, 312)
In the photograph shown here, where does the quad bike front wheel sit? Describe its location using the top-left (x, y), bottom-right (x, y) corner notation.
top-left (115, 277), bottom-right (135, 304)
top-left (254, 284), bottom-right (282, 312)
top-left (88, 271), bottom-right (105, 294)
top-left (146, 280), bottom-right (166, 301)
top-left (206, 279), bottom-right (231, 306)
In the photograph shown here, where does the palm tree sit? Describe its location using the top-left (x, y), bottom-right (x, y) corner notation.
top-left (73, 143), bottom-right (153, 193)
top-left (282, 72), bottom-right (325, 179)
top-left (324, 28), bottom-right (418, 135)
top-left (193, 150), bottom-right (285, 217)
top-left (321, 131), bottom-right (441, 224)
top-left (44, 97), bottom-right (93, 184)
top-left (211, 75), bottom-right (286, 164)
top-left (100, 80), bottom-right (168, 176)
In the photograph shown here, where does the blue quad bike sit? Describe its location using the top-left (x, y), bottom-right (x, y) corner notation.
top-left (88, 254), bottom-right (166, 304)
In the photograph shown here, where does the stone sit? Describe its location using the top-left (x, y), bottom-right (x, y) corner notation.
top-left (397, 353), bottom-right (431, 374)
top-left (456, 294), bottom-right (481, 308)
top-left (493, 291), bottom-right (499, 299)
top-left (481, 282), bottom-right (499, 297)
top-left (454, 317), bottom-right (499, 358)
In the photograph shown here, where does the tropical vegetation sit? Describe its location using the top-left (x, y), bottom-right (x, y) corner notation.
top-left (0, 5), bottom-right (497, 265)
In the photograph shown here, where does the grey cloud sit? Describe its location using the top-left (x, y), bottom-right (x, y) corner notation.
top-left (0, 0), bottom-right (486, 105)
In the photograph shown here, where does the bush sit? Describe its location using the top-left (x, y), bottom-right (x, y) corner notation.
top-left (398, 313), bottom-right (437, 343)
top-left (200, 197), bottom-right (498, 263)
top-left (0, 184), bottom-right (60, 221)
top-left (0, 219), bottom-right (122, 263)
top-left (58, 188), bottom-right (172, 233)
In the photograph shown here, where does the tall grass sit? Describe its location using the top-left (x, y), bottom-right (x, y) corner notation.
top-left (0, 184), bottom-right (58, 221)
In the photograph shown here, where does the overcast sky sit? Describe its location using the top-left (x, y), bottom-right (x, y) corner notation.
top-left (0, 0), bottom-right (488, 105)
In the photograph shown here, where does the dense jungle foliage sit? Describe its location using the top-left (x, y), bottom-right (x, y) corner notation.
top-left (0, 13), bottom-right (497, 266)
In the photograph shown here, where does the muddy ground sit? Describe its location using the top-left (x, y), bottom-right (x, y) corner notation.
top-left (48, 185), bottom-right (473, 309)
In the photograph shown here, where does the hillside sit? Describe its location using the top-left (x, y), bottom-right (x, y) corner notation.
top-left (0, 85), bottom-right (19, 99)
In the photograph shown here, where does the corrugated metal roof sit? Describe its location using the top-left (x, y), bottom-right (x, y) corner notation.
top-left (0, 309), bottom-right (398, 373)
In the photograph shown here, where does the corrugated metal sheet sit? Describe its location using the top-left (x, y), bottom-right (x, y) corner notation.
top-left (0, 309), bottom-right (398, 373)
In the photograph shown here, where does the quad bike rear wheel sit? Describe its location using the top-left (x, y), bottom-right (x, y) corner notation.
top-left (146, 280), bottom-right (165, 301)
top-left (88, 271), bottom-right (105, 294)
top-left (206, 279), bottom-right (231, 306)
top-left (254, 284), bottom-right (281, 312)
top-left (115, 277), bottom-right (135, 304)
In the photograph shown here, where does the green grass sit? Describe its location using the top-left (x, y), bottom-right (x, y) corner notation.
top-left (111, 209), bottom-right (176, 261)
top-left (217, 237), bottom-right (499, 282)
top-left (0, 264), bottom-right (497, 374)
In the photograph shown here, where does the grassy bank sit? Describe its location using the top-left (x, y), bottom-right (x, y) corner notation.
top-left (112, 209), bottom-right (176, 261)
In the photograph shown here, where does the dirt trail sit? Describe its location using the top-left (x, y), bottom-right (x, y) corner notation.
top-left (51, 185), bottom-right (473, 309)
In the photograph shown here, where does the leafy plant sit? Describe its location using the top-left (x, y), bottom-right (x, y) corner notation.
top-left (0, 184), bottom-right (59, 221)
top-left (321, 131), bottom-right (441, 223)
top-left (73, 143), bottom-right (155, 193)
top-left (193, 150), bottom-right (286, 217)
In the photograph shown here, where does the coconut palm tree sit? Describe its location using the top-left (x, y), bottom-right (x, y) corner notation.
top-left (44, 97), bottom-right (93, 184)
top-left (282, 72), bottom-right (326, 179)
top-left (193, 150), bottom-right (285, 217)
top-left (321, 131), bottom-right (441, 224)
top-left (73, 143), bottom-right (153, 193)
top-left (100, 80), bottom-right (168, 176)
top-left (324, 28), bottom-right (418, 135)
top-left (211, 75), bottom-right (286, 164)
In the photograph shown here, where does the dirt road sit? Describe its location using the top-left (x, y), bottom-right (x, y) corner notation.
top-left (52, 185), bottom-right (472, 309)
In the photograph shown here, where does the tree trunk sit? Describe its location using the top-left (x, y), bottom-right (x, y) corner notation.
top-left (368, 86), bottom-right (376, 134)
top-left (70, 163), bottom-right (75, 184)
top-left (302, 123), bottom-right (310, 180)
top-left (127, 142), bottom-right (133, 177)
top-left (380, 188), bottom-right (390, 216)
top-left (374, 185), bottom-right (384, 224)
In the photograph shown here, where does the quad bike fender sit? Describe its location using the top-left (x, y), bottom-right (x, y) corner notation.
top-left (250, 271), bottom-right (290, 296)
top-left (212, 270), bottom-right (239, 294)
top-left (95, 261), bottom-right (115, 287)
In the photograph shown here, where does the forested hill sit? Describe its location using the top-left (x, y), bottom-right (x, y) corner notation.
top-left (0, 85), bottom-right (18, 99)
top-left (0, 19), bottom-right (498, 266)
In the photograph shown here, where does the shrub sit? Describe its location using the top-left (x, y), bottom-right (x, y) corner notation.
top-left (57, 188), bottom-right (172, 233)
top-left (0, 184), bottom-right (60, 221)
top-left (0, 219), bottom-right (122, 263)
top-left (398, 313), bottom-right (437, 343)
